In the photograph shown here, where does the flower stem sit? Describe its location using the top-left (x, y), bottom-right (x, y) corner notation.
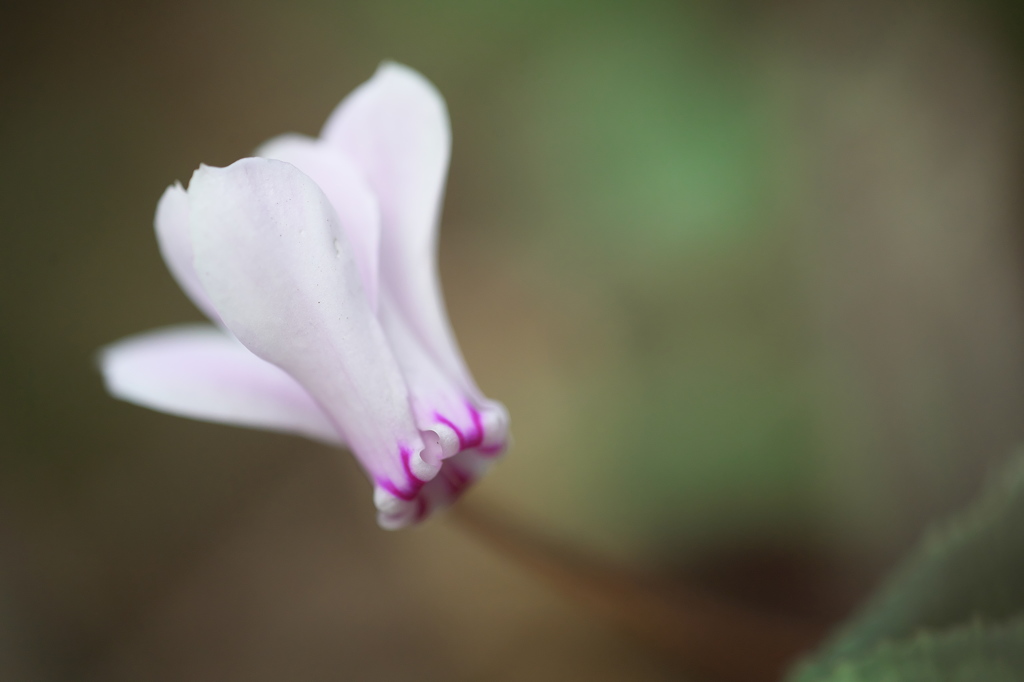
top-left (449, 501), bottom-right (828, 682)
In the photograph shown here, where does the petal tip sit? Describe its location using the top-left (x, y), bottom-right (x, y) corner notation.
top-left (374, 60), bottom-right (426, 82)
top-left (409, 447), bottom-right (442, 481)
top-left (373, 485), bottom-right (425, 530)
top-left (371, 61), bottom-right (446, 107)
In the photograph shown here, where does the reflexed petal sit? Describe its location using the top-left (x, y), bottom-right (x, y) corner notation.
top-left (321, 64), bottom-right (463, 377)
top-left (375, 449), bottom-right (498, 529)
top-left (323, 62), bottom-right (509, 455)
top-left (256, 134), bottom-right (381, 309)
top-left (100, 324), bottom-right (340, 443)
top-left (186, 158), bottom-right (430, 492)
top-left (378, 291), bottom-right (509, 467)
top-left (154, 183), bottom-right (221, 323)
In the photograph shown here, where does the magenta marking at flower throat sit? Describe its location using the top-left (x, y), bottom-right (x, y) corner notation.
top-left (377, 446), bottom-right (470, 502)
top-left (376, 447), bottom-right (426, 501)
top-left (434, 402), bottom-right (505, 456)
top-left (377, 404), bottom-right (506, 508)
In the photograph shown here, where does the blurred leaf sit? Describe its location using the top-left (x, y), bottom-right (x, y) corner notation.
top-left (523, 6), bottom-right (775, 258)
top-left (809, 619), bottom-right (1024, 682)
top-left (790, 449), bottom-right (1024, 681)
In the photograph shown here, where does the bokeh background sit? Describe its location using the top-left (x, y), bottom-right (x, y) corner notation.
top-left (4, 0), bottom-right (1024, 680)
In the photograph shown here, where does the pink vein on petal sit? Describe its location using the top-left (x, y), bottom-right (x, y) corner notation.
top-left (377, 446), bottom-right (425, 501)
top-left (433, 402), bottom-right (488, 451)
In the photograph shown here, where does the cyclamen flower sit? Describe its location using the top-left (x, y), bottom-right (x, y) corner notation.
top-left (101, 63), bottom-right (509, 528)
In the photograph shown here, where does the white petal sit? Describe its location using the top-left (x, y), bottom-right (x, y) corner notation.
top-left (186, 158), bottom-right (428, 491)
top-left (321, 63), bottom-right (474, 388)
top-left (154, 183), bottom-right (221, 323)
top-left (100, 324), bottom-right (340, 444)
top-left (323, 62), bottom-right (510, 456)
top-left (256, 134), bottom-right (381, 310)
top-left (378, 291), bottom-right (509, 466)
top-left (375, 449), bottom-right (499, 529)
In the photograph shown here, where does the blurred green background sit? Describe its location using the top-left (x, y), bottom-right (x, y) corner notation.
top-left (4, 0), bottom-right (1024, 680)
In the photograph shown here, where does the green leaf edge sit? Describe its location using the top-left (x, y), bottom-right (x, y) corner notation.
top-left (805, 616), bottom-right (1024, 682)
top-left (789, 450), bottom-right (1024, 681)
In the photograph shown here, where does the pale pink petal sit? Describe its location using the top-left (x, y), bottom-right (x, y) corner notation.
top-left (375, 449), bottom-right (498, 529)
top-left (186, 158), bottom-right (432, 497)
top-left (378, 291), bottom-right (509, 470)
top-left (100, 324), bottom-right (340, 444)
top-left (256, 134), bottom-right (381, 309)
top-left (154, 183), bottom-right (221, 323)
top-left (321, 64), bottom-right (468, 382)
top-left (323, 62), bottom-right (509, 456)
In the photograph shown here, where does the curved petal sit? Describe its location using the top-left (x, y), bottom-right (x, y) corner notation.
top-left (321, 63), bottom-right (480, 396)
top-left (256, 134), bottom-right (381, 310)
top-left (154, 183), bottom-right (222, 323)
top-left (186, 158), bottom-right (431, 498)
top-left (100, 324), bottom-right (340, 444)
top-left (378, 290), bottom-right (509, 469)
top-left (375, 449), bottom-right (497, 529)
top-left (377, 316), bottom-right (509, 513)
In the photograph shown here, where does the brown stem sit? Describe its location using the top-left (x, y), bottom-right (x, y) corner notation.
top-left (449, 501), bottom-right (828, 682)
